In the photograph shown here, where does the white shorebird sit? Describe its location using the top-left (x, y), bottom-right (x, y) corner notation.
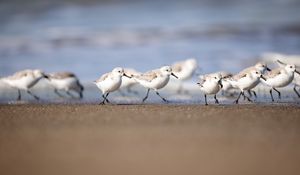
top-left (47, 72), bottom-right (84, 99)
top-left (274, 60), bottom-right (300, 98)
top-left (238, 62), bottom-right (271, 98)
top-left (293, 72), bottom-right (300, 98)
top-left (197, 72), bottom-right (223, 105)
top-left (261, 60), bottom-right (300, 102)
top-left (94, 67), bottom-right (131, 104)
top-left (1, 69), bottom-right (48, 100)
top-left (171, 58), bottom-right (198, 93)
top-left (227, 70), bottom-right (266, 104)
top-left (119, 68), bottom-right (141, 95)
top-left (133, 66), bottom-right (178, 102)
top-left (203, 71), bottom-right (232, 93)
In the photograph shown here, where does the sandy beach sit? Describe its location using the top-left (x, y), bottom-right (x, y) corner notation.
top-left (0, 104), bottom-right (299, 175)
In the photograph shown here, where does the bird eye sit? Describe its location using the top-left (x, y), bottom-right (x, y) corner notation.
top-left (290, 66), bottom-right (293, 68)
top-left (262, 65), bottom-right (265, 67)
top-left (214, 77), bottom-right (217, 79)
top-left (256, 72), bottom-right (258, 74)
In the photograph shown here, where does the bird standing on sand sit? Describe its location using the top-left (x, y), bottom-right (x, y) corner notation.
top-left (227, 70), bottom-right (266, 104)
top-left (292, 72), bottom-right (300, 98)
top-left (261, 60), bottom-right (300, 102)
top-left (94, 67), bottom-right (131, 105)
top-left (47, 72), bottom-right (84, 99)
top-left (133, 66), bottom-right (178, 102)
top-left (1, 69), bottom-right (48, 101)
top-left (202, 71), bottom-right (232, 95)
top-left (171, 58), bottom-right (198, 94)
top-left (197, 72), bottom-right (223, 105)
top-left (236, 62), bottom-right (271, 98)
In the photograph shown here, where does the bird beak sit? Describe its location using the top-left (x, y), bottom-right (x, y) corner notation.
top-left (196, 82), bottom-right (203, 87)
top-left (260, 75), bottom-right (266, 81)
top-left (44, 75), bottom-right (49, 79)
top-left (218, 79), bottom-right (223, 88)
top-left (266, 67), bottom-right (271, 71)
top-left (295, 70), bottom-right (300, 75)
top-left (123, 73), bottom-right (132, 78)
top-left (277, 60), bottom-right (287, 66)
top-left (171, 72), bottom-right (178, 79)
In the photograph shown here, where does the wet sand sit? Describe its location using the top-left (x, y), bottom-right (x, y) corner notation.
top-left (0, 104), bottom-right (300, 175)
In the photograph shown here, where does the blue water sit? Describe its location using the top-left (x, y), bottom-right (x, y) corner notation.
top-left (0, 0), bottom-right (300, 82)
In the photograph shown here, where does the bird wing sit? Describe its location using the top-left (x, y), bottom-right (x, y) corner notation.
top-left (50, 72), bottom-right (76, 79)
top-left (135, 70), bottom-right (158, 82)
top-left (9, 70), bottom-right (33, 80)
top-left (219, 71), bottom-right (233, 78)
top-left (124, 68), bottom-right (140, 77)
top-left (232, 71), bottom-right (247, 81)
top-left (265, 68), bottom-right (281, 79)
top-left (95, 73), bottom-right (110, 83)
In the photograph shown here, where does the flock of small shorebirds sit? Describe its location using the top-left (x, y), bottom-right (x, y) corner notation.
top-left (1, 58), bottom-right (300, 105)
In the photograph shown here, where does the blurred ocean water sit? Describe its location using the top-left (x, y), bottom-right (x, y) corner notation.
top-left (0, 0), bottom-right (300, 103)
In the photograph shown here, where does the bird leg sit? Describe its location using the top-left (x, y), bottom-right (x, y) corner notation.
top-left (270, 89), bottom-right (274, 102)
top-left (155, 91), bottom-right (168, 103)
top-left (17, 89), bottom-right (21, 101)
top-left (242, 92), bottom-right (252, 102)
top-left (252, 90), bottom-right (257, 98)
top-left (247, 90), bottom-right (253, 98)
top-left (234, 91), bottom-right (243, 104)
top-left (99, 94), bottom-right (106, 105)
top-left (27, 90), bottom-right (40, 100)
top-left (273, 88), bottom-right (281, 99)
top-left (54, 89), bottom-right (64, 98)
top-left (214, 94), bottom-right (219, 104)
top-left (66, 91), bottom-right (76, 99)
top-left (105, 93), bottom-right (110, 103)
top-left (293, 85), bottom-right (300, 98)
top-left (142, 89), bottom-right (150, 102)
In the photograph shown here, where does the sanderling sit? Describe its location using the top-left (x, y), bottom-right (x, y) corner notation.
top-left (119, 68), bottom-right (141, 95)
top-left (171, 58), bottom-right (198, 93)
top-left (133, 66), bottom-right (178, 102)
top-left (94, 67), bottom-right (131, 105)
top-left (275, 60), bottom-right (300, 98)
top-left (47, 72), bottom-right (84, 99)
top-left (1, 69), bottom-right (48, 100)
top-left (197, 73), bottom-right (223, 105)
top-left (293, 73), bottom-right (300, 98)
top-left (203, 71), bottom-right (232, 91)
top-left (238, 62), bottom-right (271, 98)
top-left (262, 60), bottom-right (300, 102)
top-left (227, 70), bottom-right (266, 104)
